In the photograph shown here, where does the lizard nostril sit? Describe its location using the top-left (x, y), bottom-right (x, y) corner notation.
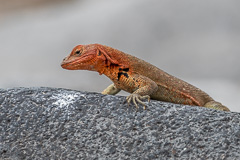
top-left (61, 58), bottom-right (67, 67)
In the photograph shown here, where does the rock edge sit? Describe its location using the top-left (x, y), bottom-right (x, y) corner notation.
top-left (0, 87), bottom-right (239, 159)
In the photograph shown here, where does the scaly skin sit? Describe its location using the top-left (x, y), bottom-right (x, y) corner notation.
top-left (61, 44), bottom-right (230, 111)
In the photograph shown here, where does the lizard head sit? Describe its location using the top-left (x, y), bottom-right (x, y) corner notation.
top-left (61, 44), bottom-right (120, 73)
top-left (61, 44), bottom-right (99, 71)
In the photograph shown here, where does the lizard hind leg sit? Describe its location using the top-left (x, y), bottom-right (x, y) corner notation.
top-left (204, 101), bottom-right (230, 111)
top-left (126, 94), bottom-right (150, 110)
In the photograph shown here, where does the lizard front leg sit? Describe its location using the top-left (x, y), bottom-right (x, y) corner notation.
top-left (121, 74), bottom-right (158, 109)
top-left (102, 84), bottom-right (121, 95)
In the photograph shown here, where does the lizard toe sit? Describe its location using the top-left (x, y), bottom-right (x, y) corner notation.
top-left (126, 94), bottom-right (139, 109)
top-left (139, 95), bottom-right (150, 102)
top-left (126, 94), bottom-right (150, 110)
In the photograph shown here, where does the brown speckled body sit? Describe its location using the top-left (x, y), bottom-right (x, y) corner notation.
top-left (61, 44), bottom-right (230, 111)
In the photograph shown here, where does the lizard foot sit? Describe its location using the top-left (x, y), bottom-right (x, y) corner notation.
top-left (204, 101), bottom-right (230, 111)
top-left (126, 94), bottom-right (150, 110)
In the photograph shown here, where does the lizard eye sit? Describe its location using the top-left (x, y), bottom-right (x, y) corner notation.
top-left (75, 50), bottom-right (81, 55)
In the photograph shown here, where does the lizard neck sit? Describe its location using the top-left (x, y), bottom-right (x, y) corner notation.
top-left (100, 65), bottom-right (121, 82)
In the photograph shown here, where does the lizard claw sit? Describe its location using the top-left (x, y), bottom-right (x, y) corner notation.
top-left (126, 94), bottom-right (150, 110)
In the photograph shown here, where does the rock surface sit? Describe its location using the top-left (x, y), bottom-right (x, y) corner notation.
top-left (0, 87), bottom-right (239, 159)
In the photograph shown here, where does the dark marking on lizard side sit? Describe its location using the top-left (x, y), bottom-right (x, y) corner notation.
top-left (118, 67), bottom-right (130, 80)
top-left (118, 72), bottom-right (129, 80)
top-left (119, 68), bottom-right (129, 72)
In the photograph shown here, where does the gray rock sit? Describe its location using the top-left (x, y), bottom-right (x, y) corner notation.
top-left (0, 87), bottom-right (239, 160)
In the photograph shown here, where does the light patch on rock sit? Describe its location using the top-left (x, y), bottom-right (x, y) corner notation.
top-left (51, 92), bottom-right (85, 118)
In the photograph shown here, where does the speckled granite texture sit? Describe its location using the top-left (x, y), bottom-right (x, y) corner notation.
top-left (0, 87), bottom-right (239, 159)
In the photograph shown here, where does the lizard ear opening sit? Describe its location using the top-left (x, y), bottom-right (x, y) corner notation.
top-left (97, 49), bottom-right (102, 56)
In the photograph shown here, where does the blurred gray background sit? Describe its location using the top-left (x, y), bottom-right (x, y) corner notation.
top-left (0, 0), bottom-right (239, 112)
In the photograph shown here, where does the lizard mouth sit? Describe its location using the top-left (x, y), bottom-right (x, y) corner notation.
top-left (61, 59), bottom-right (72, 69)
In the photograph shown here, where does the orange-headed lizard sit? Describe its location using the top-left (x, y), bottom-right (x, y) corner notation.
top-left (61, 44), bottom-right (230, 111)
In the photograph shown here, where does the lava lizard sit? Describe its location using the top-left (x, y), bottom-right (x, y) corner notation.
top-left (61, 44), bottom-right (230, 111)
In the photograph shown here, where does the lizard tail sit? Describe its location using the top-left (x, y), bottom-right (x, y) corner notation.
top-left (204, 101), bottom-right (230, 111)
